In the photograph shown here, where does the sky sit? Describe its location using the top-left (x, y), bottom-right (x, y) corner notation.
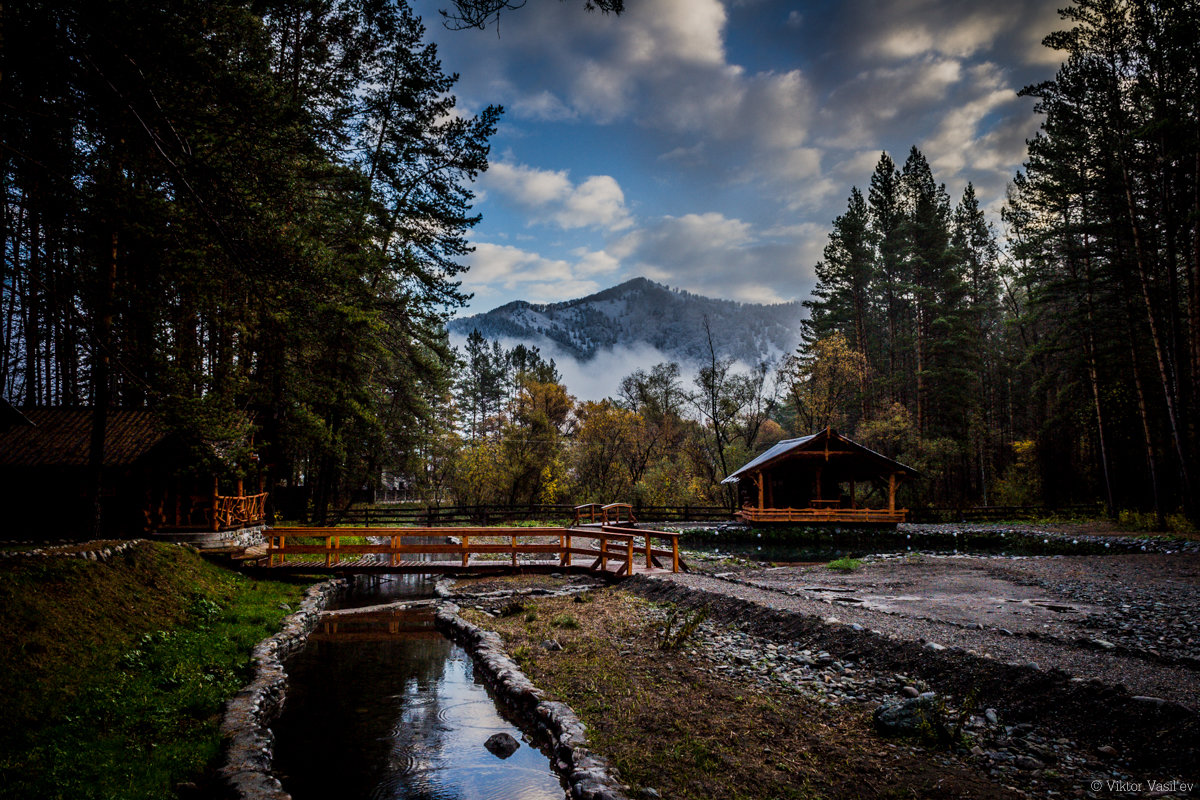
top-left (420, 0), bottom-right (1068, 316)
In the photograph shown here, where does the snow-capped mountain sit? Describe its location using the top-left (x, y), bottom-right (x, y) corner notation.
top-left (448, 278), bottom-right (805, 365)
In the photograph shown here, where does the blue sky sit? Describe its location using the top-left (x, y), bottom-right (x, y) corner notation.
top-left (422, 0), bottom-right (1066, 315)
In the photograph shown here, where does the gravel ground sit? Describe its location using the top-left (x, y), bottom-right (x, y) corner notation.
top-left (667, 553), bottom-right (1200, 708)
top-left (622, 546), bottom-right (1200, 795)
top-left (654, 606), bottom-right (1154, 799)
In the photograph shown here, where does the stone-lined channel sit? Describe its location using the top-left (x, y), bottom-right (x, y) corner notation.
top-left (271, 575), bottom-right (566, 800)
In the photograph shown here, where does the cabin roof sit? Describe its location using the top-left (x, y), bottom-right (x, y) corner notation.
top-left (721, 429), bottom-right (917, 484)
top-left (0, 408), bottom-right (169, 468)
top-left (0, 398), bottom-right (34, 432)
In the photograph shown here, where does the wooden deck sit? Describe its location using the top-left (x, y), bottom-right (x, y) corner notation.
top-left (246, 525), bottom-right (684, 576)
top-left (737, 506), bottom-right (907, 525)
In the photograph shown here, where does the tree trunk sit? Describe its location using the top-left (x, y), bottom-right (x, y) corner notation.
top-left (89, 232), bottom-right (118, 538)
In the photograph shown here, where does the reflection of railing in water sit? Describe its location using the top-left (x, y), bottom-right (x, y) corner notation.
top-left (311, 609), bottom-right (443, 642)
top-left (262, 526), bottom-right (683, 575)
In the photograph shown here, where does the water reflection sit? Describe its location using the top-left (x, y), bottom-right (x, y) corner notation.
top-left (273, 608), bottom-right (565, 800)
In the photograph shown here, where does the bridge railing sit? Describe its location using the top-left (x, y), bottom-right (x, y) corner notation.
top-left (264, 526), bottom-right (683, 575)
top-left (599, 525), bottom-right (681, 573)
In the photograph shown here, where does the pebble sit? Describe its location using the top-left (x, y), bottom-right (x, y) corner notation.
top-left (644, 602), bottom-right (1145, 800)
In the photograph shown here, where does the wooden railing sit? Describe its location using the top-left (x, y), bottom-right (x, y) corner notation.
top-left (599, 525), bottom-right (682, 573)
top-left (573, 502), bottom-right (639, 527)
top-left (602, 503), bottom-right (637, 526)
top-left (263, 526), bottom-right (682, 576)
top-left (574, 504), bottom-right (604, 526)
top-left (214, 492), bottom-right (268, 530)
top-left (738, 506), bottom-right (907, 524)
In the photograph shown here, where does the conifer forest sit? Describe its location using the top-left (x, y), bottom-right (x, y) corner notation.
top-left (2, 0), bottom-right (1198, 525)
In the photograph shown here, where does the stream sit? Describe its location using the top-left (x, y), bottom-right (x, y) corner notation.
top-left (271, 575), bottom-right (566, 800)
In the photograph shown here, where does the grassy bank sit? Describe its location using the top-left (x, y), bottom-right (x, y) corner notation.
top-left (0, 542), bottom-right (314, 800)
top-left (463, 587), bottom-right (1011, 800)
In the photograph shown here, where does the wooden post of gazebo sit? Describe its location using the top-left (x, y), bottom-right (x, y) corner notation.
top-left (888, 472), bottom-right (897, 512)
top-left (211, 475), bottom-right (220, 532)
top-left (756, 473), bottom-right (764, 510)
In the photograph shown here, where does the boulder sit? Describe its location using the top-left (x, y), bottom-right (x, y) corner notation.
top-left (484, 732), bottom-right (521, 759)
top-left (873, 693), bottom-right (940, 736)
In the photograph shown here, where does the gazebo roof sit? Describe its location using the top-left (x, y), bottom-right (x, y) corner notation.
top-left (0, 408), bottom-right (168, 468)
top-left (721, 428), bottom-right (917, 484)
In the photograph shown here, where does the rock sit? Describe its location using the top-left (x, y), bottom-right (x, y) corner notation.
top-left (1091, 638), bottom-right (1116, 650)
top-left (1014, 755), bottom-right (1044, 770)
top-left (174, 781), bottom-right (201, 799)
top-left (985, 708), bottom-right (999, 725)
top-left (923, 641), bottom-right (946, 652)
top-left (1097, 745), bottom-right (1118, 758)
top-left (901, 686), bottom-right (920, 698)
top-left (874, 693), bottom-right (940, 736)
top-left (484, 732), bottom-right (521, 759)
top-left (542, 639), bottom-right (563, 652)
top-left (640, 789), bottom-right (661, 799)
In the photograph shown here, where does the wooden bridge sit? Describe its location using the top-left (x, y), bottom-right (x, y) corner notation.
top-left (246, 525), bottom-right (684, 577)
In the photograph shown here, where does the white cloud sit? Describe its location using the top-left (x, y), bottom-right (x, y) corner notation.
top-left (510, 90), bottom-right (578, 121)
top-left (483, 162), bottom-right (633, 231)
top-left (612, 213), bottom-right (819, 304)
top-left (464, 242), bottom-right (628, 304)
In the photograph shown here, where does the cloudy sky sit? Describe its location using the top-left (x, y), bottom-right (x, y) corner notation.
top-left (422, 0), bottom-right (1067, 314)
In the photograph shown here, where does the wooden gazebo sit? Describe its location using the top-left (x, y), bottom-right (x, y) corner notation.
top-left (0, 407), bottom-right (266, 537)
top-left (722, 428), bottom-right (916, 526)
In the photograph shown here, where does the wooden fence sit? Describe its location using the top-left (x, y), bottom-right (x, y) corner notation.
top-left (322, 503), bottom-right (734, 526)
top-left (313, 502), bottom-right (1104, 527)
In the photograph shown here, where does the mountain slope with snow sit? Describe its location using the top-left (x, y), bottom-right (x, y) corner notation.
top-left (448, 278), bottom-right (804, 365)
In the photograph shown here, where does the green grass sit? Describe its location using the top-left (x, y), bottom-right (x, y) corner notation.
top-left (825, 557), bottom-right (863, 572)
top-left (0, 543), bottom-right (314, 800)
top-left (1115, 510), bottom-right (1198, 535)
top-left (550, 612), bottom-right (581, 629)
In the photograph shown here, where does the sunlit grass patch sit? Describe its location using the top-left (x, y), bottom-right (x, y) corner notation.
top-left (0, 543), bottom-right (313, 800)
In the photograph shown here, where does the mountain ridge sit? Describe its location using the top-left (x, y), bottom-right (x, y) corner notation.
top-left (448, 277), bottom-right (805, 365)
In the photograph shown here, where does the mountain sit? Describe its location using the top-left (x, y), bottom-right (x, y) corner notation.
top-left (447, 278), bottom-right (805, 365)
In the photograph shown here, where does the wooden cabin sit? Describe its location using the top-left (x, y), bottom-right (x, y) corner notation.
top-left (722, 428), bottom-right (916, 526)
top-left (0, 406), bottom-right (266, 538)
